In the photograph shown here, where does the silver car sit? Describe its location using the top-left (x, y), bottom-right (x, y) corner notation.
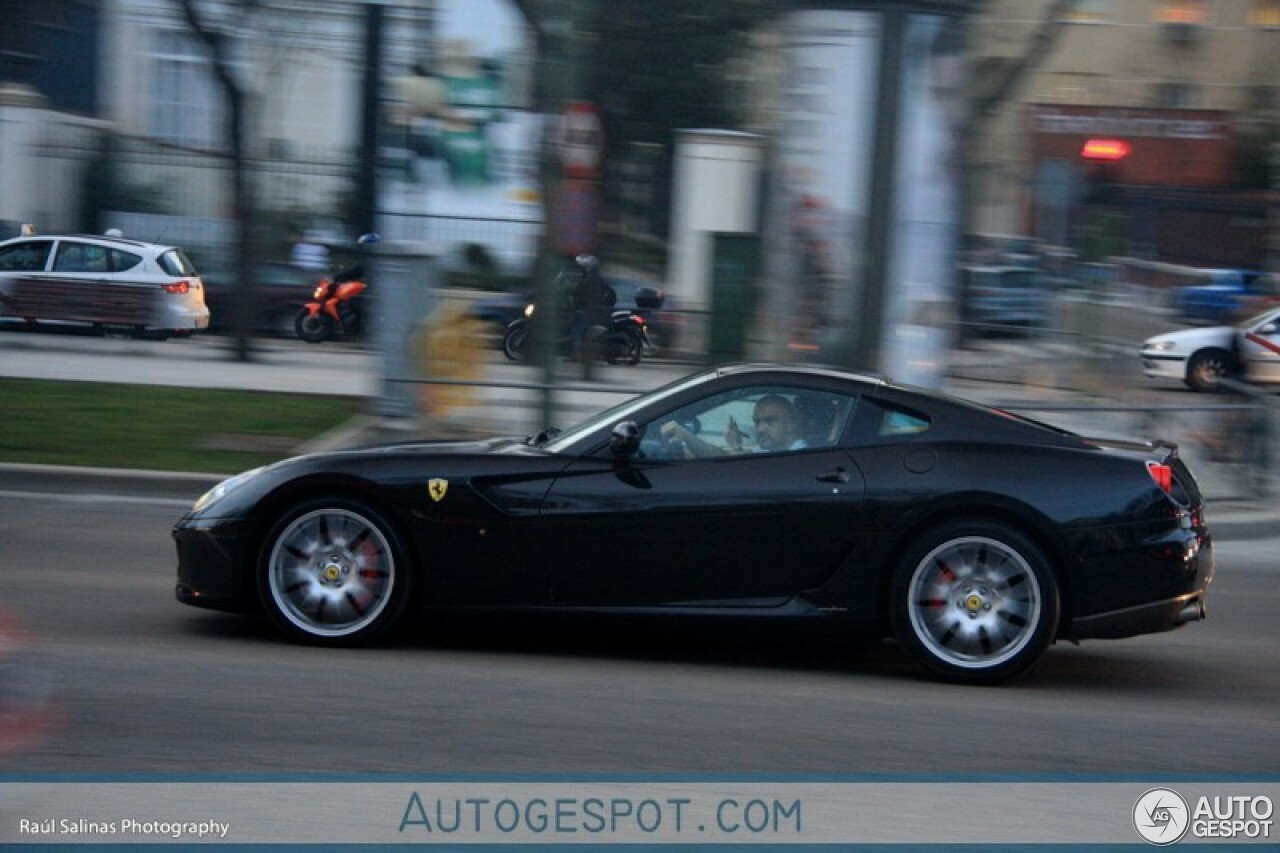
top-left (0, 230), bottom-right (210, 339)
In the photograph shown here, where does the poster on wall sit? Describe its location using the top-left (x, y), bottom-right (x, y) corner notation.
top-left (765, 10), bottom-right (881, 359)
top-left (381, 0), bottom-right (543, 275)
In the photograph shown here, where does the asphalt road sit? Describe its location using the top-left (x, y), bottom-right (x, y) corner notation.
top-left (1, 482), bottom-right (1276, 776)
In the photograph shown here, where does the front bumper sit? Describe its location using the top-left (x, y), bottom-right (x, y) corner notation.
top-left (173, 517), bottom-right (251, 613)
top-left (1141, 351), bottom-right (1187, 380)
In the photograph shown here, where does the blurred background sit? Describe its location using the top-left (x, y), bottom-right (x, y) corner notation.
top-left (2, 0), bottom-right (1279, 488)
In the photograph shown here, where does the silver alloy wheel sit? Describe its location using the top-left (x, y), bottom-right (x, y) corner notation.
top-left (267, 508), bottom-right (395, 638)
top-left (906, 535), bottom-right (1042, 670)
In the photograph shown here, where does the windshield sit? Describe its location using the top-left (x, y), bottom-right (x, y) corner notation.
top-left (1239, 307), bottom-right (1280, 329)
top-left (540, 368), bottom-right (721, 452)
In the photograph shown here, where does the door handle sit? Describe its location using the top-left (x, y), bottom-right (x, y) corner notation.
top-left (816, 467), bottom-right (849, 484)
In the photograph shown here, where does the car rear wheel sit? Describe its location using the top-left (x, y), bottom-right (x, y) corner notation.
top-left (605, 328), bottom-right (643, 365)
top-left (1185, 348), bottom-right (1233, 392)
top-left (257, 497), bottom-right (414, 645)
top-left (889, 521), bottom-right (1059, 684)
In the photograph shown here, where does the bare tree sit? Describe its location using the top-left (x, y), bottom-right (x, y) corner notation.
top-left (956, 0), bottom-right (1081, 242)
top-left (175, 0), bottom-right (258, 362)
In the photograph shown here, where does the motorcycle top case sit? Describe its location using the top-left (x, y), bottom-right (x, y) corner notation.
top-left (634, 286), bottom-right (665, 309)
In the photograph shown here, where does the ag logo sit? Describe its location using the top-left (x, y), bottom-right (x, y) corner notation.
top-left (1134, 787), bottom-right (1190, 845)
top-left (428, 478), bottom-right (449, 503)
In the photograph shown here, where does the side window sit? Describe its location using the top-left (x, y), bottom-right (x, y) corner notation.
top-left (53, 242), bottom-right (111, 273)
top-left (109, 249), bottom-right (143, 272)
top-left (854, 399), bottom-right (932, 443)
top-left (0, 240), bottom-right (53, 271)
top-left (641, 386), bottom-right (857, 460)
top-left (880, 408), bottom-right (930, 437)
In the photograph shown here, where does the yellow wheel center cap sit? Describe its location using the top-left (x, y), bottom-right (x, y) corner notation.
top-left (965, 593), bottom-right (984, 613)
top-left (323, 565), bottom-right (342, 581)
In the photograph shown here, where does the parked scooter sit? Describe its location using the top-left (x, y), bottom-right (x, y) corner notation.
top-left (295, 233), bottom-right (379, 343)
top-left (501, 257), bottom-right (658, 365)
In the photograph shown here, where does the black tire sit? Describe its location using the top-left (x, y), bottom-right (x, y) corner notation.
top-left (295, 309), bottom-right (332, 343)
top-left (501, 321), bottom-right (528, 361)
top-left (1185, 348), bottom-right (1233, 392)
top-left (889, 520), bottom-right (1059, 685)
top-left (256, 496), bottom-right (415, 645)
top-left (605, 327), bottom-right (642, 365)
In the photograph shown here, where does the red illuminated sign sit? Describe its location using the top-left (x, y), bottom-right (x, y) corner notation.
top-left (1081, 138), bottom-right (1131, 161)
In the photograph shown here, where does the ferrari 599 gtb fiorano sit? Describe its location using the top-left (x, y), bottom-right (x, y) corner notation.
top-left (173, 364), bottom-right (1213, 684)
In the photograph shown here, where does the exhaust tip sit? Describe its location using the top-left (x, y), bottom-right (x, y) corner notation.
top-left (1177, 599), bottom-right (1206, 625)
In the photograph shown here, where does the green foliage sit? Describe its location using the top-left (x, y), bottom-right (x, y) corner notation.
top-left (0, 379), bottom-right (360, 474)
top-left (585, 1), bottom-right (770, 155)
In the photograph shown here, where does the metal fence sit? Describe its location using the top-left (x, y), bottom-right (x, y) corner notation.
top-left (947, 291), bottom-right (1278, 501)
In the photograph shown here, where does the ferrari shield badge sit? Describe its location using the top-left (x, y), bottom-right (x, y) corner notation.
top-left (428, 478), bottom-right (449, 503)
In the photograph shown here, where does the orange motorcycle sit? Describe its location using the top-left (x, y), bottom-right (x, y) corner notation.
top-left (295, 233), bottom-right (379, 343)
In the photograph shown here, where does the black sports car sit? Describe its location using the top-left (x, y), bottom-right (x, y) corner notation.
top-left (173, 364), bottom-right (1213, 684)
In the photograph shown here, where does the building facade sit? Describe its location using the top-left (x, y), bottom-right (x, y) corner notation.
top-left (969, 0), bottom-right (1280, 267)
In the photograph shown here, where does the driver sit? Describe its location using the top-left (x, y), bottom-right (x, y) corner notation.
top-left (660, 395), bottom-right (805, 458)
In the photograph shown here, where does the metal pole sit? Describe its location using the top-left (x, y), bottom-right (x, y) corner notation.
top-left (847, 9), bottom-right (905, 373)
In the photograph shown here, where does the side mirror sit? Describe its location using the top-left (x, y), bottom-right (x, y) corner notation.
top-left (1259, 323), bottom-right (1277, 335)
top-left (610, 421), bottom-right (641, 458)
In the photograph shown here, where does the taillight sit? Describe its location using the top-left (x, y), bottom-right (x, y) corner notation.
top-left (1147, 461), bottom-right (1174, 494)
top-left (631, 315), bottom-right (646, 327)
top-left (163, 280), bottom-right (190, 294)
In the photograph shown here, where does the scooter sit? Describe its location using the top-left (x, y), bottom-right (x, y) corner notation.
top-left (295, 233), bottom-right (379, 343)
top-left (502, 301), bottom-right (648, 365)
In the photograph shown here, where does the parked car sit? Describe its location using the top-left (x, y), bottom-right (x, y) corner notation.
top-left (470, 275), bottom-right (683, 354)
top-left (1176, 269), bottom-right (1265, 324)
top-left (958, 265), bottom-right (1050, 336)
top-left (1141, 305), bottom-right (1280, 392)
top-left (202, 262), bottom-right (324, 336)
top-left (0, 230), bottom-right (209, 339)
top-left (174, 363), bottom-right (1212, 685)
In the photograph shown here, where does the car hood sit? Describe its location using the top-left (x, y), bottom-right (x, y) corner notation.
top-left (327, 435), bottom-right (546, 459)
top-left (1143, 324), bottom-right (1234, 349)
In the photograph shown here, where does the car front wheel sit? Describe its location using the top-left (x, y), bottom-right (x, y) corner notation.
top-left (889, 521), bottom-right (1059, 684)
top-left (257, 497), bottom-right (414, 645)
top-left (1185, 348), bottom-right (1233, 392)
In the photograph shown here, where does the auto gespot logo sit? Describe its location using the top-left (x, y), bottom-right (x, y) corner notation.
top-left (1134, 788), bottom-right (1273, 845)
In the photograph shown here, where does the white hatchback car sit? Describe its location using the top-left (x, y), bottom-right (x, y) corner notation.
top-left (0, 230), bottom-right (210, 339)
top-left (1141, 306), bottom-right (1280, 391)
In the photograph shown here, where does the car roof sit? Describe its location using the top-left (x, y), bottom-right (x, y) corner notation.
top-left (712, 361), bottom-right (890, 388)
top-left (0, 233), bottom-right (175, 252)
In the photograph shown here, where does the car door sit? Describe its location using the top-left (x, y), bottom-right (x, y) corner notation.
top-left (1242, 314), bottom-right (1280, 383)
top-left (539, 385), bottom-right (866, 607)
top-left (0, 239), bottom-right (55, 319)
top-left (47, 240), bottom-right (153, 326)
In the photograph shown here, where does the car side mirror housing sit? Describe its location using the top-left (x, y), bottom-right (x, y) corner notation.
top-left (1259, 323), bottom-right (1277, 335)
top-left (610, 421), bottom-right (641, 458)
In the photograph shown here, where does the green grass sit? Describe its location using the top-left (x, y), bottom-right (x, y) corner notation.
top-left (0, 378), bottom-right (363, 474)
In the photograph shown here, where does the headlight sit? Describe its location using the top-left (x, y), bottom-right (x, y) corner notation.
top-left (524, 303), bottom-right (535, 318)
top-left (1145, 340), bottom-right (1176, 352)
top-left (192, 467), bottom-right (263, 513)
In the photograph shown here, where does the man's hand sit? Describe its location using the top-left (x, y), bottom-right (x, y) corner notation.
top-left (725, 416), bottom-right (744, 452)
